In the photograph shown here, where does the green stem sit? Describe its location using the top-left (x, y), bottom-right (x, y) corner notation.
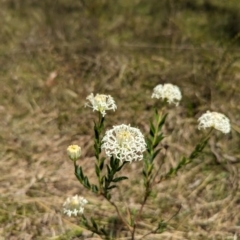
top-left (149, 110), bottom-right (163, 157)
top-left (165, 127), bottom-right (214, 178)
top-left (96, 112), bottom-right (105, 192)
top-left (133, 110), bottom-right (166, 239)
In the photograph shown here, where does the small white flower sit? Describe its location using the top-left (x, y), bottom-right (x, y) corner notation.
top-left (85, 93), bottom-right (117, 117)
top-left (63, 195), bottom-right (88, 217)
top-left (101, 124), bottom-right (146, 163)
top-left (67, 145), bottom-right (81, 161)
top-left (151, 83), bottom-right (182, 106)
top-left (198, 111), bottom-right (231, 134)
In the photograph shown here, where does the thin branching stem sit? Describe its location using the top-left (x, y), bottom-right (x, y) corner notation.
top-left (151, 148), bottom-right (168, 185)
top-left (138, 205), bottom-right (182, 240)
top-left (132, 110), bottom-right (165, 239)
top-left (103, 194), bottom-right (133, 233)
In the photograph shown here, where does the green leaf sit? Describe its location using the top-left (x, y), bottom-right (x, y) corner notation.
top-left (100, 115), bottom-right (105, 127)
top-left (115, 158), bottom-right (120, 169)
top-left (158, 221), bottom-right (167, 233)
top-left (81, 214), bottom-right (88, 225)
top-left (151, 148), bottom-right (161, 162)
top-left (106, 192), bottom-right (111, 200)
top-left (110, 156), bottom-right (115, 169)
top-left (104, 175), bottom-right (109, 184)
top-left (147, 164), bottom-right (153, 174)
top-left (94, 146), bottom-right (99, 156)
top-left (94, 124), bottom-right (99, 139)
top-left (90, 217), bottom-right (98, 231)
top-left (100, 176), bottom-right (104, 185)
top-left (158, 113), bottom-right (168, 130)
top-left (84, 176), bottom-right (91, 188)
top-left (91, 184), bottom-right (99, 193)
top-left (107, 164), bottom-right (111, 175)
top-left (149, 121), bottom-right (155, 137)
top-left (99, 158), bottom-right (105, 170)
top-left (112, 176), bottom-right (128, 182)
top-left (100, 228), bottom-right (108, 236)
top-left (154, 134), bottom-right (164, 147)
top-left (95, 164), bottom-right (100, 177)
top-left (107, 185), bottom-right (117, 190)
top-left (75, 165), bottom-right (84, 180)
top-left (116, 165), bottom-right (122, 172)
top-left (146, 138), bottom-right (152, 153)
top-left (154, 108), bottom-right (159, 121)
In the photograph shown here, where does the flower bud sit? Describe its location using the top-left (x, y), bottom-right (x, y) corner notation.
top-left (67, 145), bottom-right (81, 161)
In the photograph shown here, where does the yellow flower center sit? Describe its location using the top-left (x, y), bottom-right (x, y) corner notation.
top-left (117, 130), bottom-right (133, 146)
top-left (70, 198), bottom-right (79, 206)
top-left (95, 94), bottom-right (107, 103)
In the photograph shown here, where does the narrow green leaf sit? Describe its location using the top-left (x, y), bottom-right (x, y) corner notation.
top-left (100, 228), bottom-right (108, 236)
top-left (114, 158), bottom-right (120, 169)
top-left (146, 138), bottom-right (152, 153)
top-left (94, 124), bottom-right (99, 139)
top-left (75, 166), bottom-right (84, 180)
top-left (91, 184), bottom-right (99, 193)
top-left (95, 164), bottom-right (100, 177)
top-left (99, 158), bottom-right (105, 170)
top-left (110, 156), bottom-right (115, 169)
top-left (149, 121), bottom-right (155, 137)
top-left (81, 214), bottom-right (88, 225)
top-left (107, 185), bottom-right (117, 190)
top-left (154, 108), bottom-right (159, 121)
top-left (158, 113), bottom-right (168, 130)
top-left (158, 221), bottom-right (167, 233)
top-left (90, 217), bottom-right (98, 231)
top-left (84, 176), bottom-right (91, 188)
top-left (100, 116), bottom-right (105, 127)
top-left (116, 160), bottom-right (127, 171)
top-left (142, 169), bottom-right (147, 177)
top-left (112, 176), bottom-right (128, 182)
top-left (148, 164), bottom-right (153, 174)
top-left (154, 134), bottom-right (164, 147)
top-left (107, 165), bottom-right (111, 175)
top-left (151, 148), bottom-right (161, 162)
top-left (104, 175), bottom-right (109, 184)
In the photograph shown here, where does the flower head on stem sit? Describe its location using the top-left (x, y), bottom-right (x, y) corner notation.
top-left (198, 111), bottom-right (231, 134)
top-left (67, 145), bottom-right (81, 161)
top-left (101, 124), bottom-right (146, 163)
top-left (151, 83), bottom-right (182, 106)
top-left (63, 195), bottom-right (88, 217)
top-left (85, 93), bottom-right (117, 117)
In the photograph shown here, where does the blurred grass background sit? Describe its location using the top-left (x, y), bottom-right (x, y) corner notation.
top-left (0, 0), bottom-right (240, 239)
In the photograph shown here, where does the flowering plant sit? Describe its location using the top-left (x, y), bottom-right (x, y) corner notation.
top-left (63, 87), bottom-right (231, 239)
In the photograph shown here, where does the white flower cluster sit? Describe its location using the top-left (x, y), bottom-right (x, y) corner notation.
top-left (86, 93), bottom-right (117, 117)
top-left (198, 111), bottom-right (231, 134)
top-left (101, 124), bottom-right (146, 162)
top-left (151, 83), bottom-right (182, 106)
top-left (63, 195), bottom-right (88, 217)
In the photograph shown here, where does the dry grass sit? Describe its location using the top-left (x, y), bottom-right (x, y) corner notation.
top-left (0, 0), bottom-right (240, 239)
